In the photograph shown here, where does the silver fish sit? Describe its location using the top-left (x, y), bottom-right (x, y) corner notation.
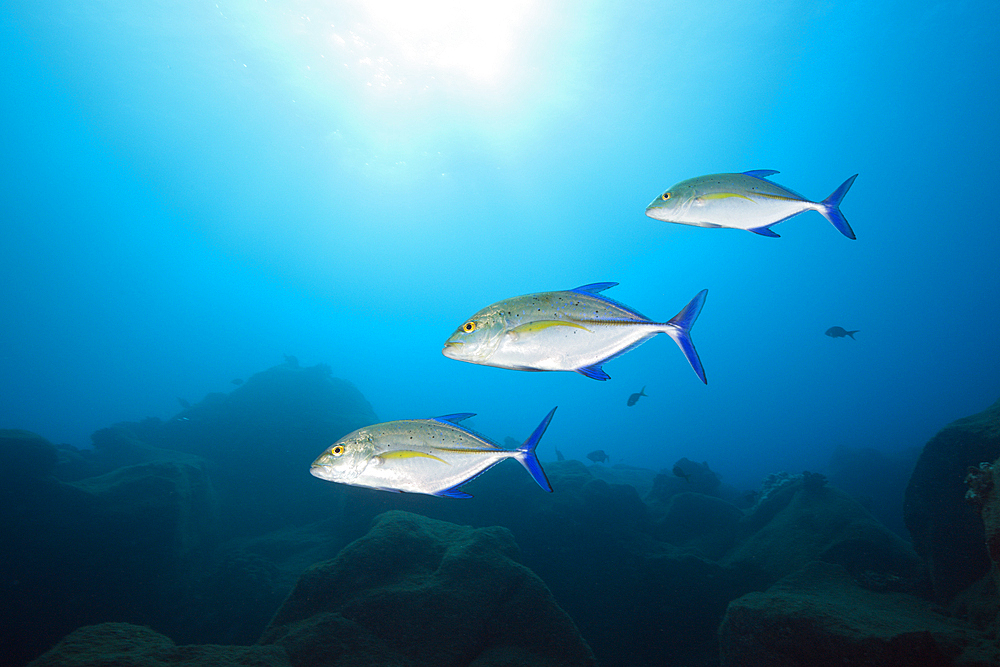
top-left (443, 283), bottom-right (707, 383)
top-left (645, 170), bottom-right (858, 239)
top-left (309, 408), bottom-right (556, 498)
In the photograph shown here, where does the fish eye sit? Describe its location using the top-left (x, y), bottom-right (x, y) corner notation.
top-left (462, 321), bottom-right (477, 333)
top-left (331, 445), bottom-right (345, 456)
top-left (661, 191), bottom-right (671, 201)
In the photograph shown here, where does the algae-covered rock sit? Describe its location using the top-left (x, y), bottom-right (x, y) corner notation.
top-left (652, 491), bottom-right (744, 559)
top-left (70, 455), bottom-right (217, 563)
top-left (155, 362), bottom-right (380, 536)
top-left (719, 561), bottom-right (1000, 667)
top-left (0, 429), bottom-right (57, 484)
top-left (27, 622), bottom-right (290, 667)
top-left (957, 454), bottom-right (1000, 634)
top-left (261, 510), bottom-right (597, 667)
top-left (0, 448), bottom-right (217, 666)
top-left (723, 477), bottom-right (924, 590)
top-left (904, 396), bottom-right (1000, 602)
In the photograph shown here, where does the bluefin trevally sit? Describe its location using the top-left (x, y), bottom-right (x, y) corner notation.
top-left (645, 170), bottom-right (858, 239)
top-left (309, 408), bottom-right (556, 498)
top-left (442, 283), bottom-right (708, 383)
top-left (825, 326), bottom-right (859, 339)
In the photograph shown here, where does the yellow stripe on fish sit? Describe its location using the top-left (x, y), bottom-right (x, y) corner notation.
top-left (510, 320), bottom-right (591, 334)
top-left (380, 450), bottom-right (449, 464)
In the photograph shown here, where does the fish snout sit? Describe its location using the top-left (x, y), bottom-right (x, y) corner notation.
top-left (442, 340), bottom-right (464, 359)
top-left (310, 463), bottom-right (335, 481)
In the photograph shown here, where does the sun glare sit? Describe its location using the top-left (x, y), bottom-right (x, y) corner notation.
top-left (353, 0), bottom-right (536, 86)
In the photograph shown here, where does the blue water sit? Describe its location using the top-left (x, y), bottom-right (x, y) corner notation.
top-left (2, 0), bottom-right (998, 493)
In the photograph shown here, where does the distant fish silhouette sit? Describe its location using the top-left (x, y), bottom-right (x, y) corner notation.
top-left (555, 447), bottom-right (565, 462)
top-left (587, 449), bottom-right (610, 464)
top-left (627, 386), bottom-right (648, 406)
top-left (177, 397), bottom-right (190, 409)
top-left (672, 464), bottom-right (692, 482)
top-left (231, 378), bottom-right (244, 386)
top-left (825, 326), bottom-right (859, 340)
top-left (284, 354), bottom-right (299, 367)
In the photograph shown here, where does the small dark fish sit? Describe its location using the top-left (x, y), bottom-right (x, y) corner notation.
top-left (587, 449), bottom-right (610, 464)
top-left (555, 447), bottom-right (565, 462)
top-left (825, 326), bottom-right (859, 340)
top-left (177, 397), bottom-right (191, 409)
top-left (231, 378), bottom-right (244, 385)
top-left (627, 386), bottom-right (648, 406)
top-left (672, 464), bottom-right (691, 482)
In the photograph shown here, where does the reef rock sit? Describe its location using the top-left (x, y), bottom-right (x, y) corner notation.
top-left (905, 397), bottom-right (1000, 602)
top-left (0, 444), bottom-right (216, 666)
top-left (27, 622), bottom-right (290, 667)
top-left (719, 561), bottom-right (1000, 667)
top-left (723, 474), bottom-right (924, 591)
top-left (260, 510), bottom-right (598, 667)
top-left (0, 429), bottom-right (57, 486)
top-left (651, 491), bottom-right (744, 559)
top-left (955, 454), bottom-right (1000, 634)
top-left (646, 457), bottom-right (722, 503)
top-left (158, 362), bottom-right (379, 536)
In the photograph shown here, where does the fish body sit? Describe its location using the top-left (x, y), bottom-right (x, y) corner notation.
top-left (587, 449), bottom-right (609, 464)
top-left (825, 326), bottom-right (859, 340)
top-left (627, 386), bottom-right (648, 406)
top-left (443, 283), bottom-right (708, 383)
top-left (645, 170), bottom-right (858, 239)
top-left (310, 408), bottom-right (556, 498)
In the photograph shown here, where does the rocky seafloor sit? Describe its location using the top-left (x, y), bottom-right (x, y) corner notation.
top-left (3, 361), bottom-right (999, 666)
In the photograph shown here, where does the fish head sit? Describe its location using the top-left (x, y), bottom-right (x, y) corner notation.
top-left (442, 303), bottom-right (508, 363)
top-left (645, 179), bottom-right (699, 222)
top-left (310, 430), bottom-right (377, 484)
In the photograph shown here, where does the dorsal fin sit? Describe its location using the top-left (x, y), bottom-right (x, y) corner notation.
top-left (571, 282), bottom-right (618, 295)
top-left (432, 413), bottom-right (476, 424)
top-left (743, 169), bottom-right (780, 179)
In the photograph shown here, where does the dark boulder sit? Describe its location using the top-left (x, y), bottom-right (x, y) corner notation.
top-left (260, 510), bottom-right (598, 667)
top-left (0, 429), bottom-right (57, 486)
top-left (27, 622), bottom-right (290, 667)
top-left (904, 397), bottom-right (1000, 602)
top-left (723, 475), bottom-right (925, 592)
top-left (0, 446), bottom-right (216, 666)
top-left (719, 561), bottom-right (1000, 667)
top-left (651, 491), bottom-right (744, 559)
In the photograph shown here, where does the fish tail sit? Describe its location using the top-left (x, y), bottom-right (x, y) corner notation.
top-left (515, 407), bottom-right (556, 492)
top-left (847, 330), bottom-right (859, 339)
top-left (819, 174), bottom-right (858, 240)
top-left (664, 289), bottom-right (708, 384)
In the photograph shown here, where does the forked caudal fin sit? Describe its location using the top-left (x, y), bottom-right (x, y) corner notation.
top-left (515, 406), bottom-right (557, 492)
top-left (665, 289), bottom-right (708, 384)
top-left (820, 174), bottom-right (859, 240)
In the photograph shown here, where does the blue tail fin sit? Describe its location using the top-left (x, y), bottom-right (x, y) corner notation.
top-left (516, 407), bottom-right (556, 492)
top-left (820, 174), bottom-right (858, 239)
top-left (665, 290), bottom-right (708, 384)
